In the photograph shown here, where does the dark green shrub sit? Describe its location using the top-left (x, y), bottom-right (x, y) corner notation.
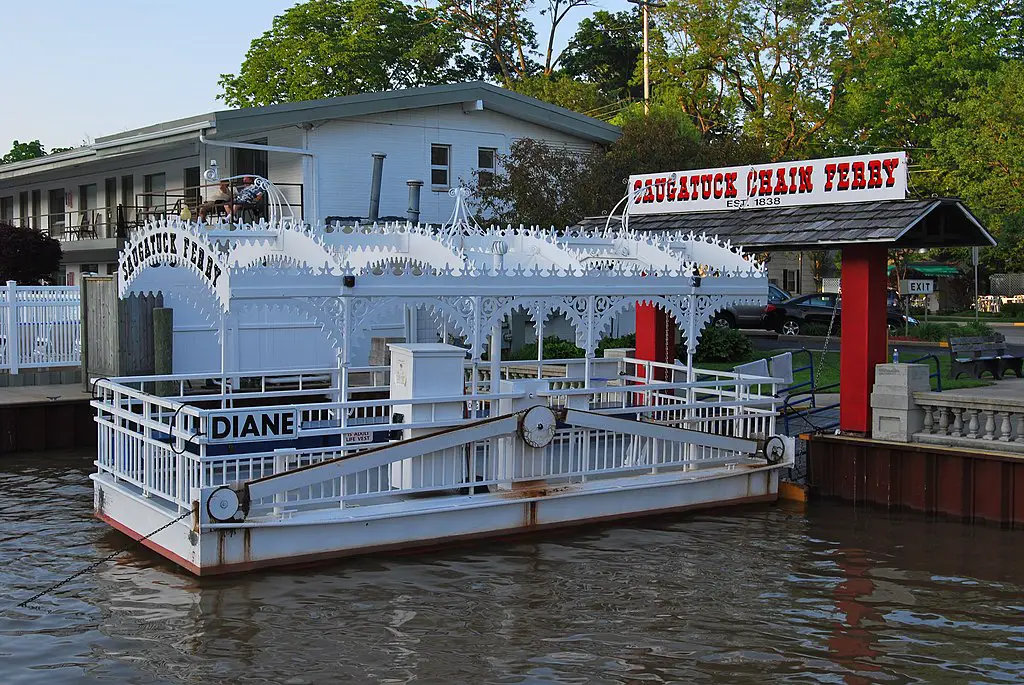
top-left (914, 322), bottom-right (961, 341)
top-left (695, 326), bottom-right (753, 363)
top-left (1001, 302), bottom-right (1024, 318)
top-left (508, 336), bottom-right (585, 361)
top-left (959, 321), bottom-right (994, 337)
top-left (597, 333), bottom-right (636, 352)
top-left (0, 222), bottom-right (62, 284)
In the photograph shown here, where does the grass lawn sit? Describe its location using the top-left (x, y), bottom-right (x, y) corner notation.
top-left (699, 350), bottom-right (992, 392)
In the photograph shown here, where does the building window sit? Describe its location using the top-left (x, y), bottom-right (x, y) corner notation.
top-left (232, 140), bottom-right (268, 178)
top-left (430, 144), bottom-right (450, 190)
top-left (143, 173), bottom-right (166, 210)
top-left (121, 175), bottom-right (133, 206)
top-left (47, 188), bottom-right (65, 237)
top-left (0, 197), bottom-right (13, 223)
top-left (104, 178), bottom-right (117, 234)
top-left (18, 192), bottom-right (29, 227)
top-left (782, 268), bottom-right (801, 294)
top-left (477, 147), bottom-right (497, 186)
top-left (31, 190), bottom-right (41, 230)
top-left (81, 263), bottom-right (99, 276)
top-left (106, 263), bottom-right (118, 275)
top-left (184, 166), bottom-right (201, 209)
top-left (79, 183), bottom-right (97, 216)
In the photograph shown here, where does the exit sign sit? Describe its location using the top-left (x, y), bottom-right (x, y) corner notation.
top-left (900, 279), bottom-right (934, 295)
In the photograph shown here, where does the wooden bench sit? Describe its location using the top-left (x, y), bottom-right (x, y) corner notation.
top-left (949, 334), bottom-right (1023, 380)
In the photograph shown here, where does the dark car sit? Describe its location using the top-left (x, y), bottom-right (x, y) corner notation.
top-left (713, 284), bottom-right (791, 329)
top-left (763, 293), bottom-right (917, 336)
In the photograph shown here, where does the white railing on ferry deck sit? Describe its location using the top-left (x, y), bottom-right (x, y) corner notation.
top-left (0, 281), bottom-right (81, 374)
top-left (92, 362), bottom-right (781, 514)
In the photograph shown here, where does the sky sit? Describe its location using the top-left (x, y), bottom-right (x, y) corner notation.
top-left (0, 0), bottom-right (631, 151)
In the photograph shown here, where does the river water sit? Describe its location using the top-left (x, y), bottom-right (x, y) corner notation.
top-left (1, 450), bottom-right (1022, 685)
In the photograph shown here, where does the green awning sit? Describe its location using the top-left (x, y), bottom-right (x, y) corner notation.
top-left (887, 264), bottom-right (960, 276)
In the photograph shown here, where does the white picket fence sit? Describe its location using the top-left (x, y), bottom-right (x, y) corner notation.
top-left (0, 281), bottom-right (81, 374)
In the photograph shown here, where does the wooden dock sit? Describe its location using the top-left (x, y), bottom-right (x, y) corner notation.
top-left (807, 379), bottom-right (1024, 526)
top-left (0, 383), bottom-right (95, 455)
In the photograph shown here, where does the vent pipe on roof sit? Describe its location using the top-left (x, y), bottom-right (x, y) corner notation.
top-left (368, 152), bottom-right (386, 222)
top-left (407, 180), bottom-right (423, 224)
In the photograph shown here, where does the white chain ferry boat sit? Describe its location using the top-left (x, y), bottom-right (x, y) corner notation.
top-left (91, 185), bottom-right (793, 574)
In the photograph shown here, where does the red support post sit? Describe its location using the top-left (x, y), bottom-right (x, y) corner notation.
top-left (635, 303), bottom-right (675, 381)
top-left (839, 244), bottom-right (889, 434)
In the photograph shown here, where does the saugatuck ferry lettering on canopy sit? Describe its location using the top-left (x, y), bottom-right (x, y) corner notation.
top-left (628, 152), bottom-right (907, 215)
top-left (120, 230), bottom-right (224, 290)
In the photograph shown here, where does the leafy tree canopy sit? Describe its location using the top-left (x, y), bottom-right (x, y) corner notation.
top-left (0, 223), bottom-right (62, 284)
top-left (507, 74), bottom-right (611, 116)
top-left (219, 0), bottom-right (478, 107)
top-left (2, 140), bottom-right (46, 165)
top-left (560, 9), bottom-right (642, 100)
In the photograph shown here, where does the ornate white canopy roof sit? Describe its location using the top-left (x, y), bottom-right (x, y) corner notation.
top-left (119, 217), bottom-right (767, 358)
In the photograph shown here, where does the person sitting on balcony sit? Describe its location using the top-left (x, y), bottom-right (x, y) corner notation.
top-left (226, 176), bottom-right (265, 222)
top-left (197, 181), bottom-right (233, 222)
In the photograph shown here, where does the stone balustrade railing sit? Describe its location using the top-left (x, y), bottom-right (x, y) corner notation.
top-left (913, 391), bottom-right (1024, 453)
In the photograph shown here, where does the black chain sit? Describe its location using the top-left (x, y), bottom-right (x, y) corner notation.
top-left (15, 510), bottom-right (192, 609)
top-left (816, 296), bottom-right (841, 389)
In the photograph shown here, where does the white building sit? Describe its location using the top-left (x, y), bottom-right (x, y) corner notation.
top-left (0, 82), bottom-right (620, 285)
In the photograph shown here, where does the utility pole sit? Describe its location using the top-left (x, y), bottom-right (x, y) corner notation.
top-left (628, 0), bottom-right (666, 114)
top-left (973, 245), bottom-right (980, 322)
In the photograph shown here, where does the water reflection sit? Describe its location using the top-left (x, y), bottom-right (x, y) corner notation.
top-left (1, 450), bottom-right (1023, 684)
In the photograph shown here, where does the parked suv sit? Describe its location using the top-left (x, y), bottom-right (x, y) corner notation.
top-left (762, 293), bottom-right (917, 335)
top-left (712, 284), bottom-right (790, 329)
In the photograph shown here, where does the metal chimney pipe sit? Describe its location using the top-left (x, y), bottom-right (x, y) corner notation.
top-left (368, 152), bottom-right (387, 222)
top-left (406, 180), bottom-right (423, 224)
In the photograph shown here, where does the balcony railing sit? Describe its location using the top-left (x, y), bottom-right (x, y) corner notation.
top-left (128, 181), bottom-right (304, 227)
top-left (914, 391), bottom-right (1024, 453)
top-left (10, 180), bottom-right (304, 243)
top-left (19, 210), bottom-right (118, 241)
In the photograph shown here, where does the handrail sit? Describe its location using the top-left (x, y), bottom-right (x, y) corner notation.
top-left (783, 380), bottom-right (841, 434)
top-left (781, 348), bottom-right (817, 408)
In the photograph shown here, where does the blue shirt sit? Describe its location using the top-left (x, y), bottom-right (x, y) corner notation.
top-left (235, 184), bottom-right (261, 204)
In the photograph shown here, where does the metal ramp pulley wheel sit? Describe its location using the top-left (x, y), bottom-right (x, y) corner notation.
top-left (207, 486), bottom-right (244, 523)
top-left (518, 405), bottom-right (557, 448)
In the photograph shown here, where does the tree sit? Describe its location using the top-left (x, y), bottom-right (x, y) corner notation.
top-left (470, 138), bottom-right (602, 227)
top-left (420, 0), bottom-right (538, 86)
top-left (219, 0), bottom-right (476, 107)
top-left (932, 60), bottom-right (1024, 274)
top-left (0, 223), bottom-right (62, 284)
top-left (807, 250), bottom-right (835, 292)
top-left (507, 74), bottom-right (611, 115)
top-left (935, 60), bottom-right (1024, 216)
top-left (2, 140), bottom-right (46, 165)
top-left (593, 104), bottom-right (770, 206)
top-left (469, 106), bottom-right (773, 226)
top-left (826, 0), bottom-right (1011, 167)
top-left (651, 0), bottom-right (886, 155)
top-left (538, 0), bottom-right (594, 75)
top-left (560, 9), bottom-right (643, 100)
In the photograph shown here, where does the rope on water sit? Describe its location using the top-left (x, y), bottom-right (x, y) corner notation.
top-left (15, 509), bottom-right (192, 609)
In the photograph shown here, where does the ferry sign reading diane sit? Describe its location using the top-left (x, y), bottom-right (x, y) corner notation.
top-left (628, 152), bottom-right (907, 215)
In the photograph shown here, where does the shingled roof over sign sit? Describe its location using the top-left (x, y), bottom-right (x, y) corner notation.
top-left (578, 198), bottom-right (996, 250)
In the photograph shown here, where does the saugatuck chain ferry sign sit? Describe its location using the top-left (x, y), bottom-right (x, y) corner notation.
top-left (119, 224), bottom-right (231, 310)
top-left (629, 151), bottom-right (907, 214)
